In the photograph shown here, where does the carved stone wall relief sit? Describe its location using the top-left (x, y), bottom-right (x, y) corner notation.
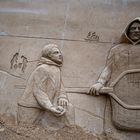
top-left (0, 0), bottom-right (140, 139)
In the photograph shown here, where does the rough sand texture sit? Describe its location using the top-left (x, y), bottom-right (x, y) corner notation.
top-left (0, 123), bottom-right (119, 140)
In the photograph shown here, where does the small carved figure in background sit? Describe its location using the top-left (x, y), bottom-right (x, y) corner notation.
top-left (18, 44), bottom-right (74, 129)
top-left (10, 53), bottom-right (19, 69)
top-left (85, 31), bottom-right (99, 42)
top-left (10, 53), bottom-right (28, 73)
top-left (21, 56), bottom-right (28, 73)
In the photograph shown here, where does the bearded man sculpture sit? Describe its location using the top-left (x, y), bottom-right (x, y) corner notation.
top-left (89, 17), bottom-right (140, 131)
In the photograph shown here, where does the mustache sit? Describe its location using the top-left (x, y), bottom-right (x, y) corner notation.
top-left (132, 33), bottom-right (140, 35)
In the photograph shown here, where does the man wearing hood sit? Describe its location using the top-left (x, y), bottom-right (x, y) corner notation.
top-left (18, 44), bottom-right (74, 129)
top-left (89, 17), bottom-right (140, 95)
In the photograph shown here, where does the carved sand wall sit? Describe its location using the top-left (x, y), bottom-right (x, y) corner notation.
top-left (0, 0), bottom-right (140, 140)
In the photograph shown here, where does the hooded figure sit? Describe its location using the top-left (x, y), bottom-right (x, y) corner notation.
top-left (89, 18), bottom-right (140, 131)
top-left (18, 44), bottom-right (74, 129)
top-left (89, 17), bottom-right (140, 94)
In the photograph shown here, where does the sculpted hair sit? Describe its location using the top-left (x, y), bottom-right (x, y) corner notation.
top-left (41, 44), bottom-right (58, 58)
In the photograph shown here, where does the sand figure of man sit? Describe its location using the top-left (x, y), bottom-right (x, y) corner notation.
top-left (89, 17), bottom-right (140, 95)
top-left (18, 44), bottom-right (74, 129)
top-left (88, 17), bottom-right (140, 131)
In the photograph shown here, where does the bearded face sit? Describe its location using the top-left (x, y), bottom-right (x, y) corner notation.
top-left (128, 22), bottom-right (140, 42)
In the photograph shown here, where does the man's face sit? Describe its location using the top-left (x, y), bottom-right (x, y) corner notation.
top-left (128, 22), bottom-right (140, 42)
top-left (49, 48), bottom-right (63, 64)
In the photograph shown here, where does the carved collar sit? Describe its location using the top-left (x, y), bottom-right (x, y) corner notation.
top-left (38, 57), bottom-right (62, 67)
